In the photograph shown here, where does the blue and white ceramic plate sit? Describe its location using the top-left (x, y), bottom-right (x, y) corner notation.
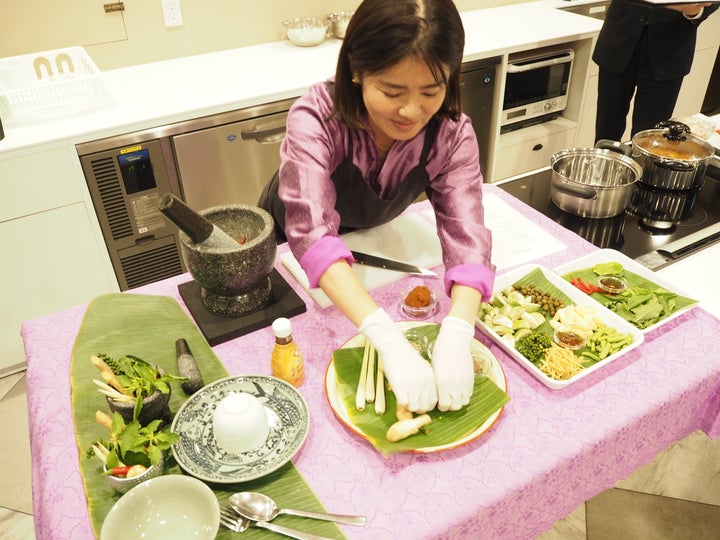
top-left (171, 375), bottom-right (309, 483)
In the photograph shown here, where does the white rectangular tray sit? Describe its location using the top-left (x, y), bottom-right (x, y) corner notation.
top-left (476, 264), bottom-right (644, 390)
top-left (554, 248), bottom-right (699, 334)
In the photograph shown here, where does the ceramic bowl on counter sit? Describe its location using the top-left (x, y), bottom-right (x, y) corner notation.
top-left (282, 17), bottom-right (330, 47)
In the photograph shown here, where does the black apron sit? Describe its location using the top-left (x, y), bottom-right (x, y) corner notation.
top-left (258, 119), bottom-right (439, 241)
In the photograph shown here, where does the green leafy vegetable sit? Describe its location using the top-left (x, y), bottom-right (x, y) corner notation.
top-left (86, 409), bottom-right (178, 469)
top-left (592, 262), bottom-right (624, 275)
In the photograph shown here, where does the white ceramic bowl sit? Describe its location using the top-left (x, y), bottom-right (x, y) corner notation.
top-left (100, 475), bottom-right (219, 540)
top-left (212, 391), bottom-right (270, 454)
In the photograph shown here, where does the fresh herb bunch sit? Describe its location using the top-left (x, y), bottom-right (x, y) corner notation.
top-left (92, 353), bottom-right (186, 399)
top-left (86, 409), bottom-right (179, 471)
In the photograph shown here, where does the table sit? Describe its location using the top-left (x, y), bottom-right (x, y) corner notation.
top-left (22, 185), bottom-right (720, 539)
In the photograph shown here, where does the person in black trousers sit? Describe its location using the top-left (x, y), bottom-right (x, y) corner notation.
top-left (593, 0), bottom-right (718, 142)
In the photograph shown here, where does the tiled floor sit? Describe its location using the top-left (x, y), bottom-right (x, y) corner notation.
top-left (2, 370), bottom-right (719, 539)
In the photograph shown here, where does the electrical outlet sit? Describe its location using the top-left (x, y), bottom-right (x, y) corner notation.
top-left (162, 0), bottom-right (183, 27)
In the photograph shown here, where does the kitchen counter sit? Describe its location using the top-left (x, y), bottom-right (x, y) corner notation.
top-left (0, 1), bottom-right (602, 155)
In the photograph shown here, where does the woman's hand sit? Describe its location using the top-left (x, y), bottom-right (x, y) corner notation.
top-left (666, 3), bottom-right (710, 18)
top-left (431, 316), bottom-right (475, 411)
top-left (359, 308), bottom-right (438, 413)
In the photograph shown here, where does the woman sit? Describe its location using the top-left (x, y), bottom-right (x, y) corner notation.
top-left (259, 0), bottom-right (495, 413)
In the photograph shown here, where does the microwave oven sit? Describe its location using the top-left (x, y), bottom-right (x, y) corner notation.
top-left (501, 48), bottom-right (574, 132)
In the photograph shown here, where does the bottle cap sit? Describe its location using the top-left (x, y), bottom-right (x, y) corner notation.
top-left (272, 317), bottom-right (292, 338)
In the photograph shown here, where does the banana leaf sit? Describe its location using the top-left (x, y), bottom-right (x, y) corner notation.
top-left (331, 324), bottom-right (510, 456)
top-left (71, 293), bottom-right (345, 539)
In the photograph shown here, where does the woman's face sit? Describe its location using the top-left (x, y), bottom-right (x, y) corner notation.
top-left (360, 56), bottom-right (448, 147)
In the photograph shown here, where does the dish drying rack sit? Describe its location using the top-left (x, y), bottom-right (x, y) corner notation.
top-left (0, 46), bottom-right (113, 127)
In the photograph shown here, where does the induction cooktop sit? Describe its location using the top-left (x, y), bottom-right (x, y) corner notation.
top-left (498, 165), bottom-right (720, 270)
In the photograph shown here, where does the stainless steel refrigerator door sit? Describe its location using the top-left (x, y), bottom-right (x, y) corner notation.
top-left (172, 109), bottom-right (290, 211)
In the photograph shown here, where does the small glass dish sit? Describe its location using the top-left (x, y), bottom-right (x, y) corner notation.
top-left (404, 329), bottom-right (430, 355)
top-left (553, 327), bottom-right (588, 350)
top-left (597, 274), bottom-right (627, 295)
top-left (400, 285), bottom-right (438, 319)
top-left (281, 17), bottom-right (330, 47)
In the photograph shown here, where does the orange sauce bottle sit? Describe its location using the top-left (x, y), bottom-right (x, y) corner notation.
top-left (270, 318), bottom-right (304, 387)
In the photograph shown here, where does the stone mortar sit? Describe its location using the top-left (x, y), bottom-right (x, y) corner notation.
top-left (180, 204), bottom-right (277, 317)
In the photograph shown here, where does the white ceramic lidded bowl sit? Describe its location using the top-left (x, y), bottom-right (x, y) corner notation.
top-left (212, 392), bottom-right (270, 454)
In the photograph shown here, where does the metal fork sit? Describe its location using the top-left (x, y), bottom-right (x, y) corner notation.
top-left (219, 506), bottom-right (333, 540)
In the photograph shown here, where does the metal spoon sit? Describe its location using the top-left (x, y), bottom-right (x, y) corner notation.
top-left (230, 492), bottom-right (366, 526)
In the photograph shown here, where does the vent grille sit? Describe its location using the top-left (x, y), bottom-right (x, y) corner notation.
top-left (119, 243), bottom-right (184, 290)
top-left (89, 156), bottom-right (134, 240)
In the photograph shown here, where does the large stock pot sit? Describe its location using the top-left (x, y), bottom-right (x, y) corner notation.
top-left (549, 142), bottom-right (643, 218)
top-left (631, 120), bottom-right (714, 191)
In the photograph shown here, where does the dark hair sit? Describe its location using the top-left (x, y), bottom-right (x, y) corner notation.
top-left (332, 0), bottom-right (465, 129)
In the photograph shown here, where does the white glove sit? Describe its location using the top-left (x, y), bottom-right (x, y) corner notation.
top-left (432, 316), bottom-right (475, 411)
top-left (358, 308), bottom-right (438, 413)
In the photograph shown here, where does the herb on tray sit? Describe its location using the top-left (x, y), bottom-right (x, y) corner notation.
top-left (92, 353), bottom-right (184, 398)
top-left (86, 408), bottom-right (178, 473)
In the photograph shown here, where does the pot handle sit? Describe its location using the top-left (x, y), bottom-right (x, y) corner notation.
top-left (595, 139), bottom-right (632, 157)
top-left (654, 159), bottom-right (695, 172)
top-left (552, 181), bottom-right (597, 200)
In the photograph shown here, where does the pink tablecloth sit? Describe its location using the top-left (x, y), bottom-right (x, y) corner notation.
top-left (22, 186), bottom-right (720, 540)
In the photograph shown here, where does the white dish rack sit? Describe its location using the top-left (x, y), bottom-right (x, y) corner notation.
top-left (0, 46), bottom-right (113, 127)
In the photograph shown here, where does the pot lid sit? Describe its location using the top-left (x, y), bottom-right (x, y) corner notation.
top-left (632, 120), bottom-right (714, 161)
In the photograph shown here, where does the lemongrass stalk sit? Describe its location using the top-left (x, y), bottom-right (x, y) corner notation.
top-left (355, 339), bottom-right (371, 411)
top-left (93, 379), bottom-right (135, 402)
top-left (374, 358), bottom-right (385, 415)
top-left (365, 344), bottom-right (375, 403)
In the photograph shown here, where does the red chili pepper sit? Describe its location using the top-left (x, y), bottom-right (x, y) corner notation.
top-left (111, 466), bottom-right (132, 477)
top-left (570, 277), bottom-right (603, 295)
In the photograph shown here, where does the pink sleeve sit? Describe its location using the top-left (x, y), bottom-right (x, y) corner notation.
top-left (298, 236), bottom-right (354, 288)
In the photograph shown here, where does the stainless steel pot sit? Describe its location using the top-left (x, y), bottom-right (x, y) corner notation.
top-left (631, 120), bottom-right (714, 191)
top-left (549, 142), bottom-right (643, 218)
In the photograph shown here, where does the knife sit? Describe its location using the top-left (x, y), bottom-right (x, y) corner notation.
top-left (351, 250), bottom-right (437, 277)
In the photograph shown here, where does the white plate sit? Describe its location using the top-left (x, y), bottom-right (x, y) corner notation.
top-left (171, 375), bottom-right (309, 483)
top-left (554, 248), bottom-right (699, 334)
top-left (325, 321), bottom-right (508, 453)
top-left (475, 264), bottom-right (645, 390)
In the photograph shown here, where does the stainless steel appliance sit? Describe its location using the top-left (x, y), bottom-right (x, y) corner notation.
top-left (498, 164), bottom-right (720, 270)
top-left (501, 47), bottom-right (574, 132)
top-left (76, 98), bottom-right (296, 290)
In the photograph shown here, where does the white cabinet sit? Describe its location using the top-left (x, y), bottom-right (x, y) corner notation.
top-left (0, 0), bottom-right (127, 58)
top-left (0, 146), bottom-right (117, 376)
top-left (493, 119), bottom-right (577, 180)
